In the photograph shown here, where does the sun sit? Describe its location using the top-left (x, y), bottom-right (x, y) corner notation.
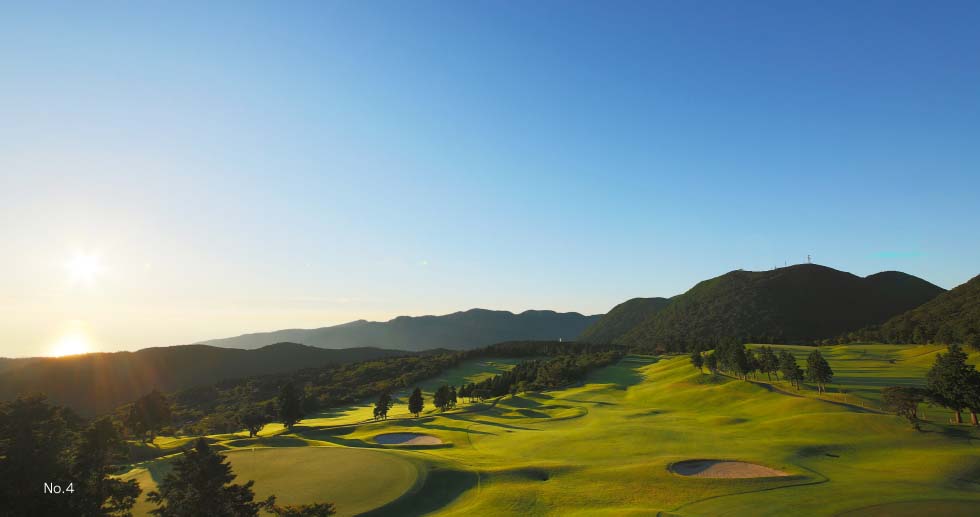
top-left (49, 332), bottom-right (91, 357)
top-left (65, 252), bottom-right (104, 285)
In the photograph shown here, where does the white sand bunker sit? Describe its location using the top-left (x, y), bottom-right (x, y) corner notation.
top-left (670, 460), bottom-right (789, 478)
top-left (374, 433), bottom-right (443, 445)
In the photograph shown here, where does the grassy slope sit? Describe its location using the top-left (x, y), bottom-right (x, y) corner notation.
top-left (121, 346), bottom-right (980, 516)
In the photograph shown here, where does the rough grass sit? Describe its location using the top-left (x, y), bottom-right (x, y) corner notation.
top-left (121, 346), bottom-right (980, 516)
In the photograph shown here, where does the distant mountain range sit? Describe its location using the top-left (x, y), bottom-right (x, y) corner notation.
top-left (848, 273), bottom-right (980, 346)
top-left (201, 309), bottom-right (602, 352)
top-left (0, 343), bottom-right (406, 416)
top-left (581, 264), bottom-right (945, 350)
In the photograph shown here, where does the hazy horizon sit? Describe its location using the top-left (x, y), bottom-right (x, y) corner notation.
top-left (3, 1), bottom-right (979, 358)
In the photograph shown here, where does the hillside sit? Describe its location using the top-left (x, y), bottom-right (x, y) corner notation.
top-left (578, 297), bottom-right (671, 343)
top-left (201, 308), bottom-right (601, 351)
top-left (120, 345), bottom-right (980, 516)
top-left (618, 264), bottom-right (943, 350)
top-left (847, 273), bottom-right (980, 346)
top-left (0, 343), bottom-right (407, 416)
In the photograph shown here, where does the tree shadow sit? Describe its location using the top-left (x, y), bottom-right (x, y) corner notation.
top-left (360, 466), bottom-right (480, 517)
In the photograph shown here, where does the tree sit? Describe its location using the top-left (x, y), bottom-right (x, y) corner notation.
top-left (759, 346), bottom-right (779, 381)
top-left (373, 391), bottom-right (393, 420)
top-left (0, 394), bottom-right (76, 516)
top-left (239, 409), bottom-right (270, 438)
top-left (127, 389), bottom-right (172, 442)
top-left (805, 349), bottom-right (834, 393)
top-left (746, 351), bottom-right (761, 380)
top-left (926, 344), bottom-right (975, 424)
top-left (779, 351), bottom-right (804, 390)
top-left (148, 438), bottom-right (274, 516)
top-left (882, 386), bottom-right (926, 431)
top-left (690, 349), bottom-right (704, 373)
top-left (70, 417), bottom-right (143, 515)
top-left (271, 502), bottom-right (336, 516)
top-left (705, 352), bottom-right (718, 374)
top-left (730, 343), bottom-right (750, 380)
top-left (449, 386), bottom-right (458, 408)
top-left (433, 385), bottom-right (451, 411)
top-left (277, 382), bottom-right (304, 430)
top-left (408, 387), bottom-right (424, 417)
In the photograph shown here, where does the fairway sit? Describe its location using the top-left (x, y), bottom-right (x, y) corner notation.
top-left (123, 346), bottom-right (980, 516)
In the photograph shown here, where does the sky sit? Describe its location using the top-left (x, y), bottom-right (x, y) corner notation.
top-left (2, 1), bottom-right (979, 357)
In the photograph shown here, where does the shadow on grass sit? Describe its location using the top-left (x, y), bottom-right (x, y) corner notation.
top-left (224, 435), bottom-right (310, 448)
top-left (440, 413), bottom-right (537, 431)
top-left (416, 422), bottom-right (496, 435)
top-left (360, 465), bottom-right (479, 517)
top-left (582, 355), bottom-right (658, 389)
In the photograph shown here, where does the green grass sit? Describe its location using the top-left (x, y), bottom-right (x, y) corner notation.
top-left (121, 347), bottom-right (980, 516)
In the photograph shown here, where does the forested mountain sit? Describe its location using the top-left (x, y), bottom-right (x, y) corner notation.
top-left (0, 343), bottom-right (406, 416)
top-left (603, 264), bottom-right (943, 350)
top-left (578, 297), bottom-right (671, 344)
top-left (201, 309), bottom-right (601, 351)
top-left (844, 273), bottom-right (980, 347)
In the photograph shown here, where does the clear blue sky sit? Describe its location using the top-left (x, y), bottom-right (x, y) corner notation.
top-left (2, 1), bottom-right (979, 356)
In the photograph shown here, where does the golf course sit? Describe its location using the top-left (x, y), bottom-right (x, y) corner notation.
top-left (117, 343), bottom-right (980, 516)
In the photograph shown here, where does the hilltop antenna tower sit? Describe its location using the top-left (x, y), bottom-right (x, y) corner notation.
top-left (807, 254), bottom-right (812, 264)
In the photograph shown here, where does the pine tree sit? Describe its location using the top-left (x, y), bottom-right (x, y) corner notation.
top-left (277, 382), bottom-right (304, 430)
top-left (805, 349), bottom-right (834, 393)
top-left (690, 349), bottom-right (704, 373)
top-left (373, 391), bottom-right (393, 420)
top-left (70, 417), bottom-right (143, 516)
top-left (759, 346), bottom-right (779, 381)
top-left (926, 344), bottom-right (976, 424)
top-left (705, 352), bottom-right (718, 374)
top-left (147, 438), bottom-right (275, 516)
top-left (779, 351), bottom-right (803, 390)
top-left (408, 388), bottom-right (424, 418)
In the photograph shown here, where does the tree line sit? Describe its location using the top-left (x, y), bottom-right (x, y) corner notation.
top-left (690, 344), bottom-right (833, 393)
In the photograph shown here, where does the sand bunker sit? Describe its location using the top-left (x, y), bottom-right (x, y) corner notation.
top-left (374, 433), bottom-right (443, 445)
top-left (670, 460), bottom-right (789, 478)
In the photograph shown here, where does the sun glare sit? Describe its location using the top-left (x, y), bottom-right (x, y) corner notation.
top-left (49, 332), bottom-right (91, 357)
top-left (65, 252), bottom-right (104, 285)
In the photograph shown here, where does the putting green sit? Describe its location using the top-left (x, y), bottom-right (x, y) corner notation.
top-left (123, 447), bottom-right (423, 516)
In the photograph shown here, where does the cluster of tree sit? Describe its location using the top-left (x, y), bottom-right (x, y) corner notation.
top-left (161, 351), bottom-right (466, 436)
top-left (467, 340), bottom-right (625, 358)
top-left (116, 341), bottom-right (624, 438)
top-left (433, 385), bottom-right (459, 411)
top-left (459, 350), bottom-right (624, 400)
top-left (0, 394), bottom-right (141, 516)
top-left (0, 394), bottom-right (337, 516)
top-left (691, 345), bottom-right (833, 392)
top-left (837, 274), bottom-right (980, 349)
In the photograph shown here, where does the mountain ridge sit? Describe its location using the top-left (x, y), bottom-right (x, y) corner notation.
top-left (586, 264), bottom-right (944, 350)
top-left (201, 308), bottom-right (601, 351)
